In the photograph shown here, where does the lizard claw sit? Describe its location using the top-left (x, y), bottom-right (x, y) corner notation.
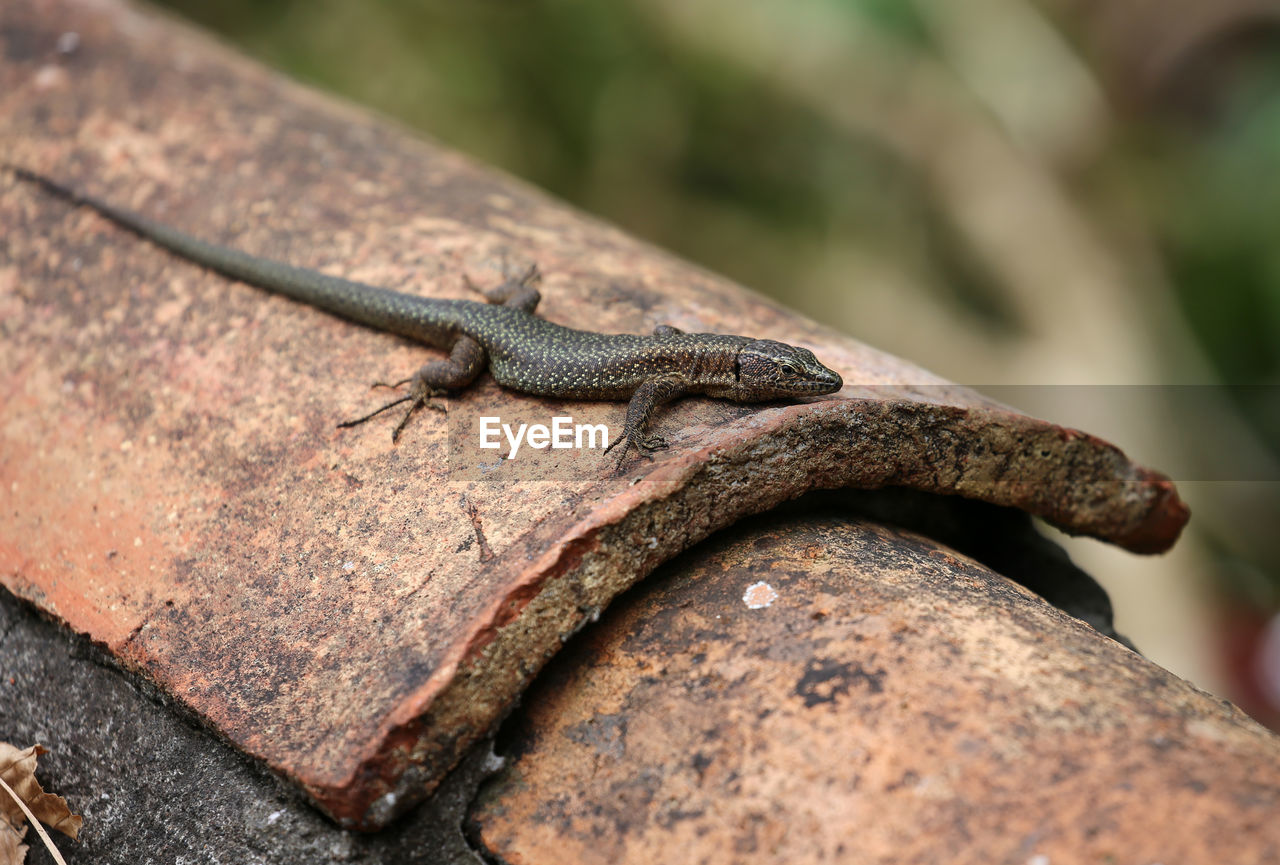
top-left (604, 434), bottom-right (633, 474)
top-left (606, 432), bottom-right (669, 474)
top-left (606, 445), bottom-right (632, 473)
top-left (370, 377), bottom-right (413, 391)
top-left (339, 379), bottom-right (446, 440)
top-left (389, 393), bottom-right (448, 442)
top-left (640, 435), bottom-right (668, 452)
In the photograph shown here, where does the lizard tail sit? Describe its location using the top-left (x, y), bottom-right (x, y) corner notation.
top-left (5, 164), bottom-right (89, 207)
top-left (4, 164), bottom-right (454, 341)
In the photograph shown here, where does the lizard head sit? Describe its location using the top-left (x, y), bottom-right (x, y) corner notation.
top-left (733, 339), bottom-right (843, 400)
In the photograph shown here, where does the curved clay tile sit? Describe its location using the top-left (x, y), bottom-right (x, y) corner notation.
top-left (475, 511), bottom-right (1280, 864)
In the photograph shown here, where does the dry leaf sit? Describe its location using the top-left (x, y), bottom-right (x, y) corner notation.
top-left (0, 817), bottom-right (27, 865)
top-left (0, 743), bottom-right (82, 855)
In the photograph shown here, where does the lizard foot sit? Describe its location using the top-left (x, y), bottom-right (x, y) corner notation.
top-left (604, 433), bottom-right (669, 474)
top-left (337, 380), bottom-right (447, 441)
top-left (464, 262), bottom-right (542, 311)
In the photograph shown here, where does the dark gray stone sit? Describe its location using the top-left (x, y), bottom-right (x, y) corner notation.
top-left (0, 591), bottom-right (494, 865)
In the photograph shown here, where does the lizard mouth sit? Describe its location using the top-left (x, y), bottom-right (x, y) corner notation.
top-left (795, 369), bottom-right (843, 395)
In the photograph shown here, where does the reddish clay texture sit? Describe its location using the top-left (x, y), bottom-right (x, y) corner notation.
top-left (475, 513), bottom-right (1280, 865)
top-left (1, 0), bottom-right (1188, 827)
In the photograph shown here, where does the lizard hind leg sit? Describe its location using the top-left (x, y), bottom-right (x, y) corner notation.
top-left (338, 335), bottom-right (487, 442)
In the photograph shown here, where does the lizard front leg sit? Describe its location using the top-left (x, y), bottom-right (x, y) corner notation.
top-left (604, 374), bottom-right (691, 472)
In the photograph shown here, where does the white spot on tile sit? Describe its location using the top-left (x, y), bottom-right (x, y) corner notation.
top-left (33, 65), bottom-right (67, 90)
top-left (743, 581), bottom-right (778, 609)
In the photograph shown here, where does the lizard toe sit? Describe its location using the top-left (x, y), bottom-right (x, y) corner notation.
top-left (641, 435), bottom-right (668, 452)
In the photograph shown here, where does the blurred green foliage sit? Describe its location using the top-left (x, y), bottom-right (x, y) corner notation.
top-left (150, 0), bottom-right (966, 316)
top-left (1143, 68), bottom-right (1280, 442)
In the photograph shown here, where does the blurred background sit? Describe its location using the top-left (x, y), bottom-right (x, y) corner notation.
top-left (150, 0), bottom-right (1280, 727)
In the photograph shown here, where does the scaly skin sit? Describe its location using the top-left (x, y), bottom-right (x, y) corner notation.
top-left (7, 166), bottom-right (843, 468)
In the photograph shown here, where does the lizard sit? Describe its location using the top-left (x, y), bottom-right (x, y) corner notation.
top-left (6, 165), bottom-right (843, 469)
